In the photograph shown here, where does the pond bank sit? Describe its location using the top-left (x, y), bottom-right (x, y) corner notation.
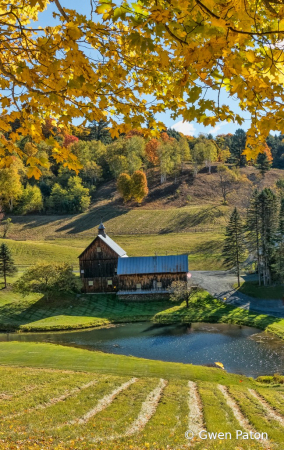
top-left (0, 290), bottom-right (284, 342)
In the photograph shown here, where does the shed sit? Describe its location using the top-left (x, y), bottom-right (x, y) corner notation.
top-left (117, 254), bottom-right (189, 295)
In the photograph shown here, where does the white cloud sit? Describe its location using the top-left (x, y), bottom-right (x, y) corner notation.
top-left (171, 121), bottom-right (196, 136)
top-left (208, 124), bottom-right (222, 135)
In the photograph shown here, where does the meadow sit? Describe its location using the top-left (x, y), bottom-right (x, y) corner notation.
top-left (0, 343), bottom-right (282, 450)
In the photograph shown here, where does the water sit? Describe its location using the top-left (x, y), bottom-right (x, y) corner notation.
top-left (1, 322), bottom-right (284, 378)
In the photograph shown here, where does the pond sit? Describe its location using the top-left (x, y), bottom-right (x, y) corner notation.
top-left (1, 322), bottom-right (284, 378)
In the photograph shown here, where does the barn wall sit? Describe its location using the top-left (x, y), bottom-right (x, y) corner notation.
top-left (79, 237), bottom-right (119, 293)
top-left (118, 272), bottom-right (187, 291)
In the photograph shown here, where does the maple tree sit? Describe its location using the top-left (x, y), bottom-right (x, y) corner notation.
top-left (2, 0), bottom-right (284, 177)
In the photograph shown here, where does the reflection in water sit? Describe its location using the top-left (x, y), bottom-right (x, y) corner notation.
top-left (1, 322), bottom-right (284, 378)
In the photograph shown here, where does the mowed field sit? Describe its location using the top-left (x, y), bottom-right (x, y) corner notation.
top-left (0, 343), bottom-right (282, 450)
top-left (0, 231), bottom-right (224, 272)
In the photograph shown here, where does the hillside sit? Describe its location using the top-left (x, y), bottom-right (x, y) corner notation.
top-left (4, 166), bottom-right (284, 241)
top-left (0, 345), bottom-right (282, 449)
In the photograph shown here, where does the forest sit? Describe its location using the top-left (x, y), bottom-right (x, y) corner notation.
top-left (0, 118), bottom-right (283, 215)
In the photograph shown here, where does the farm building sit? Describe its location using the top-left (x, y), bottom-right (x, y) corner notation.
top-left (79, 224), bottom-right (189, 296)
top-left (78, 223), bottom-right (127, 293)
top-left (117, 254), bottom-right (189, 299)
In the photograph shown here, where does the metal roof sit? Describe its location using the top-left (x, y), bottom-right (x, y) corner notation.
top-left (78, 234), bottom-right (127, 258)
top-left (117, 254), bottom-right (188, 275)
top-left (98, 234), bottom-right (127, 257)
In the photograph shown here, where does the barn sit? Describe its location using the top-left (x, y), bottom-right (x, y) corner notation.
top-left (117, 255), bottom-right (189, 299)
top-left (79, 223), bottom-right (189, 296)
top-left (78, 223), bottom-right (127, 293)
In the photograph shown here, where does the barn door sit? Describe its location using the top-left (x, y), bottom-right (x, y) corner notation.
top-left (153, 279), bottom-right (157, 290)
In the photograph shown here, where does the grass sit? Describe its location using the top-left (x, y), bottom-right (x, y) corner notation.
top-left (8, 204), bottom-right (229, 240)
top-left (0, 344), bottom-right (282, 449)
top-left (0, 288), bottom-right (284, 341)
top-left (0, 231), bottom-right (225, 271)
top-left (235, 281), bottom-right (284, 300)
top-left (154, 290), bottom-right (284, 340)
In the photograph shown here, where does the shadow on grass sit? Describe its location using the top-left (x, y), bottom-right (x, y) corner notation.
top-left (0, 293), bottom-right (174, 331)
top-left (154, 292), bottom-right (284, 337)
top-left (237, 281), bottom-right (284, 300)
top-left (159, 206), bottom-right (226, 234)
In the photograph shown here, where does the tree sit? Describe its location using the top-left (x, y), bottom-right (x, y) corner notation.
top-left (131, 171), bottom-right (148, 203)
top-left (17, 184), bottom-right (43, 214)
top-left (13, 263), bottom-right (79, 300)
top-left (87, 120), bottom-right (112, 144)
top-left (257, 188), bottom-right (278, 285)
top-left (2, 218), bottom-right (12, 239)
top-left (63, 134), bottom-right (79, 148)
top-left (145, 139), bottom-right (160, 166)
top-left (0, 243), bottom-right (17, 288)
top-left (230, 129), bottom-right (247, 166)
top-left (203, 141), bottom-right (217, 174)
top-left (217, 165), bottom-right (238, 204)
top-left (222, 208), bottom-right (246, 287)
top-left (0, 164), bottom-right (23, 212)
top-left (274, 199), bottom-right (284, 282)
top-left (2, 1), bottom-right (284, 176)
top-left (256, 152), bottom-right (272, 177)
top-left (117, 173), bottom-right (132, 202)
top-left (66, 177), bottom-right (91, 213)
top-left (169, 280), bottom-right (189, 308)
top-left (107, 136), bottom-right (145, 178)
top-left (246, 190), bottom-right (262, 286)
top-left (191, 142), bottom-right (205, 177)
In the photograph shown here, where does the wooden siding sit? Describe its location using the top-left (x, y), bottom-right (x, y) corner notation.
top-left (118, 272), bottom-right (187, 292)
top-left (79, 237), bottom-right (119, 293)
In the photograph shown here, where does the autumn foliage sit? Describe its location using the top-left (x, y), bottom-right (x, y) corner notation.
top-left (117, 171), bottom-right (148, 203)
top-left (145, 139), bottom-right (160, 165)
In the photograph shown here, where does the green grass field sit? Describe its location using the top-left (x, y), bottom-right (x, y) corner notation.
top-left (0, 343), bottom-right (281, 450)
top-left (0, 288), bottom-right (284, 342)
top-left (0, 232), bottom-right (224, 271)
top-left (235, 281), bottom-right (284, 299)
top-left (8, 204), bottom-right (229, 240)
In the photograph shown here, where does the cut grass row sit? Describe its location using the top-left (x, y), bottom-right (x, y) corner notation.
top-left (0, 350), bottom-right (282, 449)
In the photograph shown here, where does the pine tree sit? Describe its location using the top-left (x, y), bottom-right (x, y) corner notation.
top-left (87, 120), bottom-right (112, 144)
top-left (229, 128), bottom-right (247, 166)
top-left (257, 188), bottom-right (278, 285)
top-left (0, 243), bottom-right (17, 288)
top-left (256, 152), bottom-right (271, 177)
top-left (274, 198), bottom-right (284, 282)
top-left (246, 190), bottom-right (261, 285)
top-left (222, 208), bottom-right (246, 287)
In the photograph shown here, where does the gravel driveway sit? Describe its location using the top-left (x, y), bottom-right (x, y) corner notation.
top-left (190, 271), bottom-right (284, 318)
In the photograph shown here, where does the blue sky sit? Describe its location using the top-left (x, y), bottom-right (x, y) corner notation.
top-left (36, 0), bottom-right (252, 137)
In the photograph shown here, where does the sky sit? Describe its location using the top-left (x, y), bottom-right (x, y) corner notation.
top-left (36, 0), bottom-right (252, 137)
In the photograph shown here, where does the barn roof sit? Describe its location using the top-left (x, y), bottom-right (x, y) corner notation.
top-left (98, 234), bottom-right (127, 257)
top-left (117, 254), bottom-right (188, 275)
top-left (78, 234), bottom-right (127, 258)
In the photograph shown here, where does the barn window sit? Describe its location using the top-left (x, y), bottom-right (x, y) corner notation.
top-left (114, 267), bottom-right (117, 273)
top-left (107, 280), bottom-right (113, 285)
top-left (88, 281), bottom-right (94, 286)
top-left (81, 270), bottom-right (84, 274)
top-left (136, 283), bottom-right (141, 289)
top-left (97, 247), bottom-right (101, 253)
top-left (157, 282), bottom-right (162, 288)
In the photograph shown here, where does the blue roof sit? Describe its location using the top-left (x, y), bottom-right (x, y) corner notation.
top-left (117, 254), bottom-right (188, 275)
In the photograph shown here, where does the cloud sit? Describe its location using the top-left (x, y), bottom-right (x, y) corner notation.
top-left (208, 124), bottom-right (222, 135)
top-left (171, 121), bottom-right (196, 136)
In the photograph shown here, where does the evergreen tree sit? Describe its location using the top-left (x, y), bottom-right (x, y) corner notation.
top-left (0, 243), bottom-right (17, 288)
top-left (246, 190), bottom-right (262, 285)
top-left (222, 208), bottom-right (246, 287)
top-left (229, 128), bottom-right (247, 166)
top-left (274, 198), bottom-right (284, 282)
top-left (256, 152), bottom-right (271, 177)
top-left (87, 120), bottom-right (112, 144)
top-left (258, 188), bottom-right (278, 285)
